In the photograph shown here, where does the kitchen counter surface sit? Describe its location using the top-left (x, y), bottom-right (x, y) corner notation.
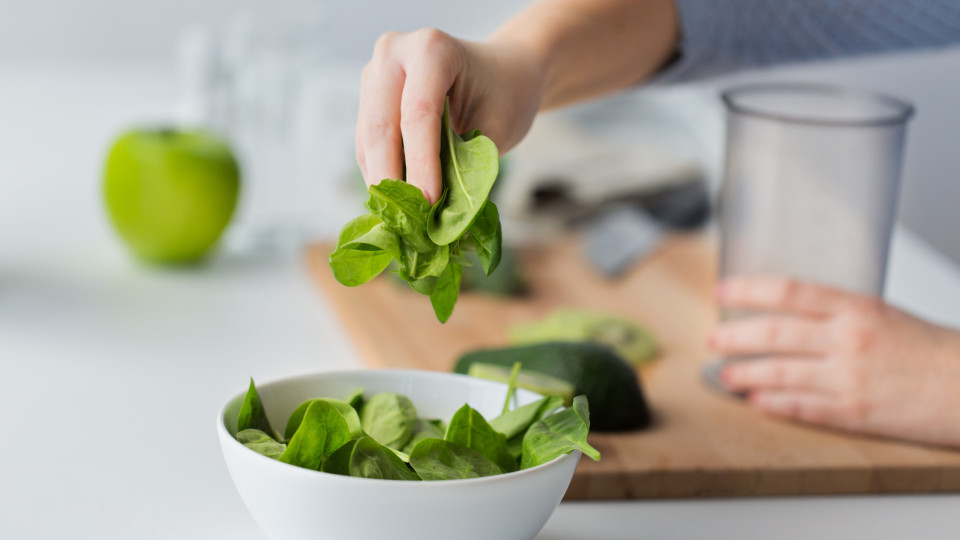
top-left (3, 64), bottom-right (960, 539)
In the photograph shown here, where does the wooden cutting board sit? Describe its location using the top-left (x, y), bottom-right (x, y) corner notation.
top-left (306, 234), bottom-right (960, 499)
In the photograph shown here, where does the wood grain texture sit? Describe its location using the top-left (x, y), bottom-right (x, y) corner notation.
top-left (306, 234), bottom-right (960, 499)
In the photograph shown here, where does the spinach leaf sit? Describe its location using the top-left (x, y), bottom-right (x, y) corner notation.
top-left (319, 398), bottom-right (364, 438)
top-left (389, 447), bottom-right (411, 463)
top-left (321, 436), bottom-right (421, 480)
top-left (285, 398), bottom-right (363, 440)
top-left (492, 395), bottom-right (565, 440)
top-left (505, 433), bottom-right (524, 460)
top-left (329, 214), bottom-right (394, 287)
top-left (429, 261), bottom-right (462, 323)
top-left (237, 378), bottom-right (278, 440)
top-left (366, 179), bottom-right (433, 252)
top-left (279, 400), bottom-right (351, 470)
top-left (232, 379), bottom-right (598, 479)
top-left (520, 395), bottom-right (601, 469)
top-left (360, 392), bottom-right (418, 450)
top-left (428, 101), bottom-right (500, 246)
top-left (409, 438), bottom-right (503, 480)
top-left (345, 387), bottom-right (364, 412)
top-left (237, 429), bottom-right (287, 459)
top-left (366, 179), bottom-right (449, 282)
top-left (445, 404), bottom-right (516, 473)
top-left (334, 212), bottom-right (383, 243)
top-left (401, 418), bottom-right (447, 454)
top-left (467, 201), bottom-right (502, 276)
top-left (403, 271), bottom-right (439, 295)
top-left (343, 222), bottom-right (402, 261)
top-left (328, 248), bottom-right (392, 288)
top-left (400, 240), bottom-right (449, 281)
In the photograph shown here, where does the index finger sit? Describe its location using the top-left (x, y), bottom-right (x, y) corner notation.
top-left (717, 276), bottom-right (850, 317)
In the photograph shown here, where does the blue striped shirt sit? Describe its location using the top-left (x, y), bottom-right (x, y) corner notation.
top-left (663, 0), bottom-right (960, 81)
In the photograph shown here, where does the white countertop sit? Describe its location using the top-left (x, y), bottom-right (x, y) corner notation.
top-left (3, 63), bottom-right (960, 540)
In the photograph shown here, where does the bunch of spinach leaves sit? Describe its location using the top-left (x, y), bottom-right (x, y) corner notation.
top-left (234, 375), bottom-right (601, 481)
top-left (329, 100), bottom-right (502, 323)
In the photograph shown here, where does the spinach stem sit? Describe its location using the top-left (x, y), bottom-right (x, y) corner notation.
top-left (502, 362), bottom-right (522, 415)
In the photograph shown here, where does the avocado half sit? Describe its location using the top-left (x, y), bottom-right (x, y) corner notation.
top-left (454, 342), bottom-right (651, 431)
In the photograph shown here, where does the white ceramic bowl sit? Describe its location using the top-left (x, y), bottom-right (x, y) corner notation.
top-left (217, 369), bottom-right (580, 540)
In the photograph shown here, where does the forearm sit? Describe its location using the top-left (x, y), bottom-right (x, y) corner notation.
top-left (489, 0), bottom-right (679, 110)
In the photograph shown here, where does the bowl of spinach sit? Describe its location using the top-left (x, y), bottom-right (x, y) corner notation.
top-left (217, 369), bottom-right (599, 540)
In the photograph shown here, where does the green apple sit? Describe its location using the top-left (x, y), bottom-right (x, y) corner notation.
top-left (104, 128), bottom-right (240, 264)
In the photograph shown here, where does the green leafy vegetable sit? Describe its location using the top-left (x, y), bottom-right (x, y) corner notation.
top-left (366, 179), bottom-right (451, 282)
top-left (521, 395), bottom-right (601, 469)
top-left (328, 215), bottom-right (396, 287)
top-left (427, 103), bottom-right (500, 246)
top-left (237, 378), bottom-right (279, 440)
top-left (467, 201), bottom-right (502, 276)
top-left (366, 179), bottom-right (433, 252)
top-left (491, 395), bottom-right (565, 440)
top-left (345, 387), bottom-right (364, 411)
top-left (402, 418), bottom-right (447, 454)
top-left (402, 270), bottom-right (440, 295)
top-left (279, 400), bottom-right (351, 470)
top-left (237, 429), bottom-right (287, 459)
top-left (232, 379), bottom-right (598, 481)
top-left (343, 223), bottom-right (403, 261)
top-left (329, 99), bottom-right (501, 322)
top-left (388, 447), bottom-right (411, 463)
top-left (285, 398), bottom-right (363, 440)
top-left (429, 262), bottom-right (462, 323)
top-left (321, 436), bottom-right (421, 481)
top-left (360, 392), bottom-right (417, 450)
top-left (445, 404), bottom-right (515, 473)
top-left (409, 438), bottom-right (502, 480)
top-left (495, 395), bottom-right (565, 459)
top-left (402, 241), bottom-right (450, 282)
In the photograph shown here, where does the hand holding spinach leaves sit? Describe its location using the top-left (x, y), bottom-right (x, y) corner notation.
top-left (235, 378), bottom-right (600, 481)
top-left (329, 100), bottom-right (502, 323)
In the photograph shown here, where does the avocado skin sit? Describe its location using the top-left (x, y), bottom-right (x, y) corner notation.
top-left (454, 342), bottom-right (651, 431)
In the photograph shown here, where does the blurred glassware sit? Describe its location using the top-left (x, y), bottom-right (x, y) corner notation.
top-left (703, 83), bottom-right (915, 391)
top-left (176, 3), bottom-right (361, 254)
top-left (176, 25), bottom-right (218, 128)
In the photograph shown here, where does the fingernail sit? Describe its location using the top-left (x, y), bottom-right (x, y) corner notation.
top-left (421, 188), bottom-right (435, 204)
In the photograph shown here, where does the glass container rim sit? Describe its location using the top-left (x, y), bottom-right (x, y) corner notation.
top-left (721, 83), bottom-right (915, 127)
